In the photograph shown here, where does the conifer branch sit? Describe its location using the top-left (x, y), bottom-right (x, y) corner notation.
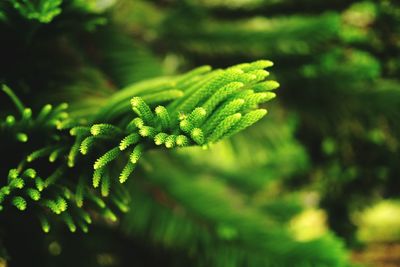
top-left (0, 60), bottom-right (278, 233)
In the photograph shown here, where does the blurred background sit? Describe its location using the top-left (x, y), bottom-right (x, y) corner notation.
top-left (1, 0), bottom-right (400, 266)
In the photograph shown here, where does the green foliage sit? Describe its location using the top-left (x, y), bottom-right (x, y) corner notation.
top-left (123, 154), bottom-right (347, 267)
top-left (91, 28), bottom-right (164, 87)
top-left (75, 60), bottom-right (277, 196)
top-left (0, 60), bottom-right (277, 235)
top-left (157, 9), bottom-right (340, 58)
top-left (10, 0), bottom-right (63, 23)
top-left (5, 0), bottom-right (400, 266)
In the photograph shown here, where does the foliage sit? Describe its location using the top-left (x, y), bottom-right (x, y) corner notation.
top-left (1, 60), bottom-right (276, 233)
top-left (2, 0), bottom-right (400, 266)
top-left (10, 0), bottom-right (63, 23)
